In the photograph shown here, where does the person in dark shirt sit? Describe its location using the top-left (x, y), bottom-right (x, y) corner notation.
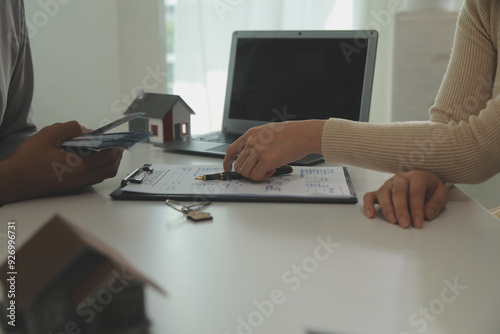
top-left (0, 0), bottom-right (122, 205)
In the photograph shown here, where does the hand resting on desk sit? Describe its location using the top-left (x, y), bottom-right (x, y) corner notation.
top-left (363, 170), bottom-right (450, 229)
top-left (0, 121), bottom-right (123, 205)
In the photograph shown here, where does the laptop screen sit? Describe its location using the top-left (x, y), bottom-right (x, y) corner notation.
top-left (222, 31), bottom-right (378, 133)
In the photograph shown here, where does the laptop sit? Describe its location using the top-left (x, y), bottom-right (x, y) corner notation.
top-left (161, 30), bottom-right (378, 165)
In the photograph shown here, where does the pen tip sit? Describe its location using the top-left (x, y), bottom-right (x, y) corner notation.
top-left (195, 176), bottom-right (204, 181)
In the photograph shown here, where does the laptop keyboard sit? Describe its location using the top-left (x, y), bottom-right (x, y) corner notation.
top-left (191, 132), bottom-right (241, 144)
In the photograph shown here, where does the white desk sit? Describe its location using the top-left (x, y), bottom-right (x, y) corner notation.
top-left (1, 143), bottom-right (500, 334)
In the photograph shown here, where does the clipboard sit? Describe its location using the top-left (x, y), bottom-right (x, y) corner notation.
top-left (110, 164), bottom-right (357, 204)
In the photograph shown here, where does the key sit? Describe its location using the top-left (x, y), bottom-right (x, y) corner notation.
top-left (187, 211), bottom-right (213, 222)
top-left (166, 200), bottom-right (213, 222)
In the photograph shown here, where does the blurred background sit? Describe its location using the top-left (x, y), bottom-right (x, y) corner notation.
top-left (25, 0), bottom-right (500, 209)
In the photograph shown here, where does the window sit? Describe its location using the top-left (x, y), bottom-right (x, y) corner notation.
top-left (165, 0), bottom-right (354, 135)
top-left (181, 122), bottom-right (189, 136)
top-left (150, 124), bottom-right (158, 136)
top-left (165, 0), bottom-right (176, 95)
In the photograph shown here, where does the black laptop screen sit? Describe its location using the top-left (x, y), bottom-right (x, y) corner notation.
top-left (228, 38), bottom-right (369, 122)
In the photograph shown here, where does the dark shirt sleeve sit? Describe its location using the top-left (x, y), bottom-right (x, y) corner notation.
top-left (0, 0), bottom-right (37, 161)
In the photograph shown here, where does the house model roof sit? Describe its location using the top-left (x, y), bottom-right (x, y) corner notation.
top-left (0, 215), bottom-right (166, 309)
top-left (124, 93), bottom-right (195, 119)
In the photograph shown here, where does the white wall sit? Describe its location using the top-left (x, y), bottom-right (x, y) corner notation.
top-left (352, 0), bottom-right (394, 124)
top-left (25, 0), bottom-right (121, 129)
top-left (352, 0), bottom-right (464, 124)
top-left (391, 10), bottom-right (458, 122)
top-left (25, 0), bottom-right (166, 130)
top-left (116, 0), bottom-right (167, 113)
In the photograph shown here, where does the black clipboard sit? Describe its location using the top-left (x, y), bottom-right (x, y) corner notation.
top-left (110, 165), bottom-right (357, 204)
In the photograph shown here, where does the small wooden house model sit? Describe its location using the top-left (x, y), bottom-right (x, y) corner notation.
top-left (124, 92), bottom-right (195, 144)
top-left (0, 215), bottom-right (165, 334)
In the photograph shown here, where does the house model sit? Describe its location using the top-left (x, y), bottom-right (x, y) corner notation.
top-left (0, 215), bottom-right (165, 334)
top-left (124, 91), bottom-right (195, 144)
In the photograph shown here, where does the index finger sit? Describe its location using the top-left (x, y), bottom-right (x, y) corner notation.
top-left (391, 176), bottom-right (412, 228)
top-left (363, 191), bottom-right (379, 219)
top-left (223, 137), bottom-right (245, 171)
top-left (407, 180), bottom-right (427, 229)
top-left (45, 121), bottom-right (83, 146)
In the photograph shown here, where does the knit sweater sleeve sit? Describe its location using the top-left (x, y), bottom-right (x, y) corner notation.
top-left (321, 0), bottom-right (500, 184)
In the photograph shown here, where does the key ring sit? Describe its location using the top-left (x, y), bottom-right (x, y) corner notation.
top-left (166, 200), bottom-right (211, 214)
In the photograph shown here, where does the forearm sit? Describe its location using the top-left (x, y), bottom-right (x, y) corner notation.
top-left (321, 115), bottom-right (500, 184)
top-left (0, 159), bottom-right (23, 205)
top-left (0, 129), bottom-right (36, 161)
top-left (322, 1), bottom-right (500, 184)
top-left (0, 146), bottom-right (51, 206)
top-left (300, 119), bottom-right (325, 155)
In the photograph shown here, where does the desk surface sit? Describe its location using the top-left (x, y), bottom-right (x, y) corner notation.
top-left (1, 143), bottom-right (500, 334)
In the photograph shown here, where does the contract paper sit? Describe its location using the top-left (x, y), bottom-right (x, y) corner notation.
top-left (121, 164), bottom-right (354, 200)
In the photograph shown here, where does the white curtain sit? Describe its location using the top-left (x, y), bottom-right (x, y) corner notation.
top-left (172, 0), bottom-right (464, 134)
top-left (173, 0), bottom-right (350, 134)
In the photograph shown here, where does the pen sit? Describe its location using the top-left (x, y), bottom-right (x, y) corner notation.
top-left (195, 165), bottom-right (293, 181)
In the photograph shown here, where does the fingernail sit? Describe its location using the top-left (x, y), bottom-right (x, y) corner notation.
top-left (425, 208), bottom-right (436, 220)
top-left (387, 213), bottom-right (397, 224)
top-left (365, 208), bottom-right (374, 218)
top-left (399, 216), bottom-right (410, 228)
top-left (413, 216), bottom-right (423, 229)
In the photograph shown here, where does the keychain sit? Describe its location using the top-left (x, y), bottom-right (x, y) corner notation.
top-left (166, 200), bottom-right (213, 222)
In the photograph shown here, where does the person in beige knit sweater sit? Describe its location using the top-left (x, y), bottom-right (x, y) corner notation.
top-left (223, 0), bottom-right (500, 228)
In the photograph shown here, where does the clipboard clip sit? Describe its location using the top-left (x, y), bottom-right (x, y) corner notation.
top-left (121, 164), bottom-right (154, 187)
